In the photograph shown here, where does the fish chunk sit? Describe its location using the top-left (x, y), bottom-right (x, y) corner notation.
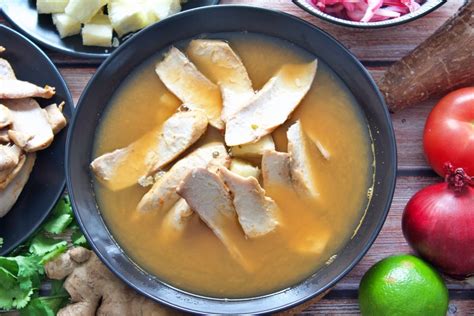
top-left (0, 153), bottom-right (36, 218)
top-left (261, 150), bottom-right (292, 189)
top-left (0, 104), bottom-right (12, 128)
top-left (44, 102), bottom-right (67, 134)
top-left (90, 110), bottom-right (208, 190)
top-left (155, 47), bottom-right (224, 129)
top-left (177, 168), bottom-right (250, 269)
top-left (137, 142), bottom-right (230, 213)
top-left (3, 98), bottom-right (54, 152)
top-left (218, 167), bottom-right (279, 238)
top-left (225, 60), bottom-right (317, 146)
top-left (0, 79), bottom-right (55, 99)
top-left (0, 58), bottom-right (16, 80)
top-left (0, 143), bottom-right (21, 171)
top-left (287, 121), bottom-right (319, 198)
top-left (187, 39), bottom-right (254, 121)
top-left (144, 109), bottom-right (208, 175)
top-left (160, 198), bottom-right (195, 241)
top-left (0, 129), bottom-right (9, 143)
top-left (0, 154), bottom-right (26, 190)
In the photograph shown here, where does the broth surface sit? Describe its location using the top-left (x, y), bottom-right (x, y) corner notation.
top-left (94, 33), bottom-right (373, 298)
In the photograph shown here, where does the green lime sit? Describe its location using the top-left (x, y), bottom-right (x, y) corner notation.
top-left (358, 254), bottom-right (449, 316)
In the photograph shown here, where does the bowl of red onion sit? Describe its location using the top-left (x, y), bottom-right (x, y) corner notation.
top-left (293, 0), bottom-right (446, 28)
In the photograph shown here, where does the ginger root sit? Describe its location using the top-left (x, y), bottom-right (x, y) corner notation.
top-left (45, 247), bottom-right (178, 316)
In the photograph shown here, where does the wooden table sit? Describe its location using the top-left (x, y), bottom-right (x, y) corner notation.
top-left (2, 1), bottom-right (474, 314)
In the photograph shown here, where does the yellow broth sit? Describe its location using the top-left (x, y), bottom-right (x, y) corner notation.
top-left (93, 33), bottom-right (374, 298)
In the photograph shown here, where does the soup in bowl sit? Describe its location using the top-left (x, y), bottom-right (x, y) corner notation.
top-left (67, 5), bottom-right (396, 314)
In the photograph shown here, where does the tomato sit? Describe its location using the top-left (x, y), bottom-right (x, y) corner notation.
top-left (423, 87), bottom-right (474, 177)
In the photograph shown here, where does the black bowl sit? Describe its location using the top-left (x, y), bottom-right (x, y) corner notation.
top-left (1, 0), bottom-right (220, 59)
top-left (0, 25), bottom-right (73, 255)
top-left (66, 5), bottom-right (397, 314)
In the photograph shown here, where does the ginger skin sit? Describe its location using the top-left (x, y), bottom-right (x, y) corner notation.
top-left (45, 247), bottom-right (178, 316)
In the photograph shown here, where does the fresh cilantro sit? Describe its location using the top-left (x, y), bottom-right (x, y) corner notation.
top-left (71, 228), bottom-right (88, 248)
top-left (29, 235), bottom-right (67, 258)
top-left (0, 256), bottom-right (43, 310)
top-left (43, 197), bottom-right (73, 234)
top-left (19, 295), bottom-right (69, 316)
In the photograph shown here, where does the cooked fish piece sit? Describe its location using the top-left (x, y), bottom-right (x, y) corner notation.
top-left (137, 142), bottom-right (230, 213)
top-left (90, 110), bottom-right (208, 190)
top-left (261, 150), bottom-right (292, 189)
top-left (287, 120), bottom-right (319, 199)
top-left (155, 47), bottom-right (224, 129)
top-left (0, 154), bottom-right (26, 190)
top-left (177, 168), bottom-right (250, 270)
top-left (0, 143), bottom-right (21, 171)
top-left (160, 198), bottom-right (195, 241)
top-left (144, 109), bottom-right (208, 175)
top-left (0, 79), bottom-right (55, 99)
top-left (225, 60), bottom-right (318, 146)
top-left (0, 129), bottom-right (9, 143)
top-left (0, 153), bottom-right (36, 218)
top-left (0, 58), bottom-right (16, 80)
top-left (45, 102), bottom-right (67, 134)
top-left (187, 39), bottom-right (254, 121)
top-left (0, 104), bottom-right (12, 128)
top-left (218, 167), bottom-right (279, 238)
top-left (3, 98), bottom-right (54, 152)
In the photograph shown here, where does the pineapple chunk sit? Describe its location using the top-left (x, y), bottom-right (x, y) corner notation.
top-left (108, 0), bottom-right (152, 37)
top-left (52, 13), bottom-right (81, 38)
top-left (82, 22), bottom-right (113, 47)
top-left (37, 0), bottom-right (69, 13)
top-left (65, 0), bottom-right (104, 23)
top-left (148, 0), bottom-right (181, 21)
top-left (231, 135), bottom-right (275, 158)
top-left (230, 159), bottom-right (261, 179)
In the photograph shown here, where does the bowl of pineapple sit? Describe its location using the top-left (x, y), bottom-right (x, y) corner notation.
top-left (1, 0), bottom-right (220, 59)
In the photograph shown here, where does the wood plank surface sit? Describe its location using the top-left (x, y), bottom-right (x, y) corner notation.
top-left (1, 0), bottom-right (473, 314)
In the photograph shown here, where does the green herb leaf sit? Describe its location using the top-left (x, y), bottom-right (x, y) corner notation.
top-left (0, 258), bottom-right (39, 310)
top-left (29, 235), bottom-right (67, 257)
top-left (19, 295), bottom-right (69, 316)
top-left (43, 197), bottom-right (73, 234)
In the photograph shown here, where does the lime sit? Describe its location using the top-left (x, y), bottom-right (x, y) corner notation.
top-left (358, 254), bottom-right (449, 316)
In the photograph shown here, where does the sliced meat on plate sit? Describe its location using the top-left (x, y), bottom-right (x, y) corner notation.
top-left (44, 102), bottom-right (67, 134)
top-left (137, 142), bottom-right (230, 213)
top-left (3, 98), bottom-right (54, 152)
top-left (218, 167), bottom-right (279, 238)
top-left (90, 110), bottom-right (208, 191)
top-left (225, 60), bottom-right (317, 146)
top-left (0, 58), bottom-right (16, 80)
top-left (0, 79), bottom-right (55, 99)
top-left (177, 167), bottom-right (251, 270)
top-left (187, 39), bottom-right (254, 121)
top-left (0, 104), bottom-right (12, 128)
top-left (0, 153), bottom-right (26, 190)
top-left (0, 143), bottom-right (21, 171)
top-left (155, 47), bottom-right (224, 129)
top-left (261, 150), bottom-right (292, 189)
top-left (0, 129), bottom-right (9, 143)
top-left (287, 120), bottom-right (319, 199)
top-left (0, 153), bottom-right (35, 218)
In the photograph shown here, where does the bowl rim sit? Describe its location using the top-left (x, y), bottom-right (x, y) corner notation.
top-left (0, 24), bottom-right (73, 255)
top-left (292, 0), bottom-right (447, 28)
top-left (66, 4), bottom-right (397, 314)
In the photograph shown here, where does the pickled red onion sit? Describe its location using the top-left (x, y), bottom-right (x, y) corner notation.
top-left (309, 0), bottom-right (423, 22)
